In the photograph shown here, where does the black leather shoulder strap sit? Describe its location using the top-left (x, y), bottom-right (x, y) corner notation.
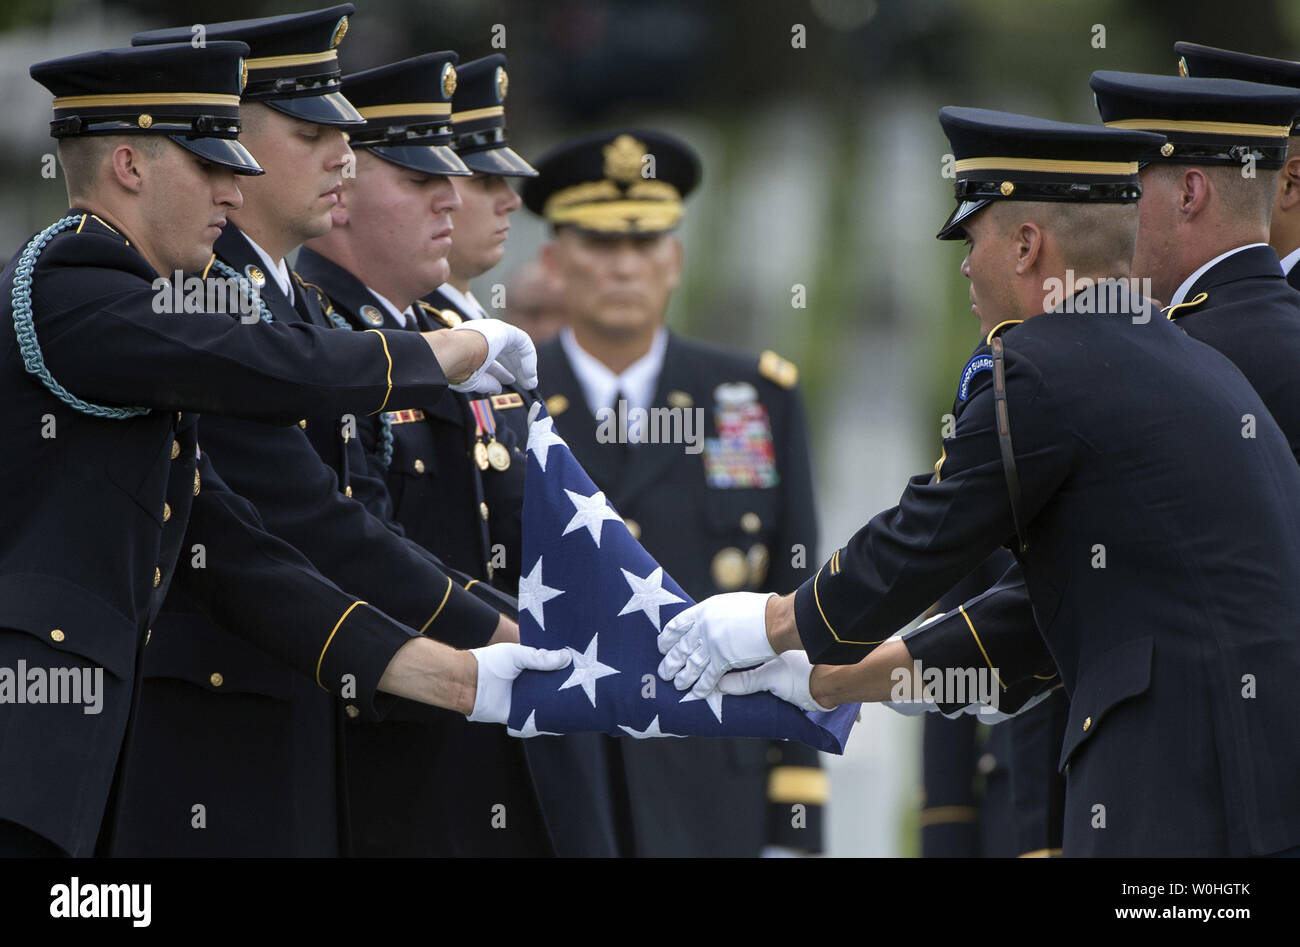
top-left (990, 335), bottom-right (1027, 555)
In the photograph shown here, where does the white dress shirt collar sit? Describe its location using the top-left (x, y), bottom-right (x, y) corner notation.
top-left (559, 327), bottom-right (668, 417)
top-left (240, 230), bottom-right (293, 304)
top-left (1169, 243), bottom-right (1269, 306)
top-left (367, 287), bottom-right (414, 329)
top-left (438, 282), bottom-right (488, 320)
top-left (1279, 246), bottom-right (1300, 277)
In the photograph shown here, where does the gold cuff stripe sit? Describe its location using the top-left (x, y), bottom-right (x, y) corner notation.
top-left (246, 50), bottom-right (338, 69)
top-left (959, 605), bottom-right (1006, 692)
top-left (814, 561), bottom-right (888, 646)
top-left (418, 577), bottom-right (455, 634)
top-left (357, 102), bottom-right (451, 120)
top-left (317, 600), bottom-right (367, 688)
top-left (1018, 847), bottom-right (1063, 858)
top-left (954, 156), bottom-right (1139, 175)
top-left (768, 766), bottom-right (828, 804)
top-left (452, 105), bottom-right (505, 123)
top-left (547, 200), bottom-right (684, 232)
top-left (464, 579), bottom-right (480, 592)
top-left (53, 92), bottom-right (241, 109)
top-left (364, 329), bottom-right (394, 415)
top-left (918, 805), bottom-right (979, 826)
top-left (1105, 118), bottom-right (1292, 138)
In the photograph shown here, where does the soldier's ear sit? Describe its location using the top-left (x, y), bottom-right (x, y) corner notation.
top-left (1276, 152), bottom-right (1300, 212)
top-left (109, 142), bottom-right (148, 195)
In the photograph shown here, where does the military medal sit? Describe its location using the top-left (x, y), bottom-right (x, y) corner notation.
top-left (470, 399), bottom-right (511, 470)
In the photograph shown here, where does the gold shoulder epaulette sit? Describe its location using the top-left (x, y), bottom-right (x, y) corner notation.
top-left (985, 319), bottom-right (1024, 344)
top-left (758, 350), bottom-right (798, 389)
top-left (1163, 292), bottom-right (1209, 321)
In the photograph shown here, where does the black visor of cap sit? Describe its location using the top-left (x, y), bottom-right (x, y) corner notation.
top-left (171, 135), bottom-right (264, 174)
top-left (460, 144), bottom-right (537, 177)
top-left (364, 143), bottom-right (470, 176)
top-left (937, 199), bottom-right (992, 241)
top-left (262, 89), bottom-right (363, 127)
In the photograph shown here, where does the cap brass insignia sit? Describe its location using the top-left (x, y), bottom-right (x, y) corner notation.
top-left (1160, 142), bottom-right (1175, 157)
top-left (239, 58), bottom-right (247, 92)
top-left (999, 180), bottom-right (1015, 196)
top-left (360, 304), bottom-right (384, 326)
top-left (604, 134), bottom-right (647, 185)
top-left (244, 264), bottom-right (266, 288)
top-left (1178, 56), bottom-right (1189, 78)
top-left (137, 113), bottom-right (152, 129)
top-left (331, 16), bottom-right (349, 49)
top-left (496, 66), bottom-right (509, 101)
top-left (442, 63), bottom-right (458, 98)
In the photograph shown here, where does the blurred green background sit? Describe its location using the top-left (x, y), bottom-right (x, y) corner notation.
top-left (4, 0), bottom-right (1295, 854)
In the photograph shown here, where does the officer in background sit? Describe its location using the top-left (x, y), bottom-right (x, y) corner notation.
top-left (1, 40), bottom-right (524, 857)
top-left (671, 108), bottom-right (1300, 857)
top-left (1176, 43), bottom-right (1300, 292)
top-left (113, 9), bottom-right (536, 857)
top-left (297, 51), bottom-right (617, 857)
top-left (523, 129), bottom-right (826, 857)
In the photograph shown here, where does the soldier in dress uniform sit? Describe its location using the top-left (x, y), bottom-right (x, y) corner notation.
top-left (418, 53), bottom-right (536, 450)
top-left (522, 129), bottom-right (827, 857)
top-left (296, 51), bottom-right (617, 857)
top-left (1176, 43), bottom-right (1300, 292)
top-left (900, 73), bottom-right (1300, 842)
top-left (666, 108), bottom-right (1300, 857)
top-left (0, 41), bottom-right (540, 858)
top-left (111, 8), bottom-right (543, 857)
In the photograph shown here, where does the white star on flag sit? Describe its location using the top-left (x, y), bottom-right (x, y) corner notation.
top-left (619, 715), bottom-right (686, 739)
top-left (681, 686), bottom-right (725, 723)
top-left (518, 557), bottom-right (564, 630)
top-left (617, 566), bottom-right (685, 632)
top-left (527, 414), bottom-right (567, 472)
top-left (558, 634), bottom-right (619, 707)
top-left (562, 488), bottom-right (622, 547)
top-left (508, 710), bottom-right (562, 739)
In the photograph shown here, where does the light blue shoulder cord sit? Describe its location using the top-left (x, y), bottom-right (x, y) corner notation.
top-left (10, 219), bottom-right (276, 421)
top-left (11, 215), bottom-right (149, 418)
top-left (299, 279), bottom-right (394, 468)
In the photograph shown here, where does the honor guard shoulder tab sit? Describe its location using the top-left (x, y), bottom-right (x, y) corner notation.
top-left (758, 350), bottom-right (798, 389)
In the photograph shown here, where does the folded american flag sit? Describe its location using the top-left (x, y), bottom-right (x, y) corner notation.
top-left (509, 406), bottom-right (859, 753)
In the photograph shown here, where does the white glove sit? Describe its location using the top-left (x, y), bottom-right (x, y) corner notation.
top-left (718, 650), bottom-right (835, 712)
top-left (449, 319), bottom-right (539, 394)
top-left (657, 592), bottom-right (776, 697)
top-left (466, 642), bottom-right (571, 724)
